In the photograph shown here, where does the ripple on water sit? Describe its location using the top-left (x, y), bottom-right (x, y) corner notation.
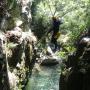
top-left (25, 65), bottom-right (61, 90)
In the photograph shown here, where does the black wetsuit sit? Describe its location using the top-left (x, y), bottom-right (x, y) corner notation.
top-left (51, 19), bottom-right (62, 52)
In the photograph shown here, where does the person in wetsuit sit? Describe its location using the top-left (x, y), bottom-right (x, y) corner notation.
top-left (49, 17), bottom-right (63, 52)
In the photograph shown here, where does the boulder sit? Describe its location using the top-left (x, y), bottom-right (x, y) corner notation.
top-left (41, 57), bottom-right (59, 66)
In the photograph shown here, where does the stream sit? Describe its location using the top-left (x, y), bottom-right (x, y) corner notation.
top-left (25, 64), bottom-right (61, 90)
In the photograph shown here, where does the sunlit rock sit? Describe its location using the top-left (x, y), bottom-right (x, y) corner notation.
top-left (80, 37), bottom-right (90, 44)
top-left (15, 19), bottom-right (23, 27)
top-left (21, 0), bottom-right (30, 6)
top-left (21, 0), bottom-right (32, 23)
top-left (8, 71), bottom-right (18, 90)
top-left (16, 63), bottom-right (21, 68)
top-left (21, 31), bottom-right (37, 44)
top-left (34, 63), bottom-right (41, 72)
top-left (0, 0), bottom-right (34, 89)
top-left (46, 45), bottom-right (54, 56)
top-left (0, 34), bottom-right (5, 43)
top-left (0, 33), bottom-right (7, 54)
top-left (5, 27), bottom-right (22, 43)
top-left (41, 58), bottom-right (59, 66)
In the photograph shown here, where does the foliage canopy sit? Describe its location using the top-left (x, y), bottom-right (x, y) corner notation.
top-left (32, 0), bottom-right (90, 44)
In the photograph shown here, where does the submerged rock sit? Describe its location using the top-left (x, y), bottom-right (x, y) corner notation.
top-left (41, 57), bottom-right (59, 66)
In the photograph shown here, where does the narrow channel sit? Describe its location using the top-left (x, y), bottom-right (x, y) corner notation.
top-left (25, 64), bottom-right (61, 90)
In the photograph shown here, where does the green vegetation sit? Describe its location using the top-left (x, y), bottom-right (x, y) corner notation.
top-left (0, 0), bottom-right (90, 89)
top-left (31, 0), bottom-right (90, 57)
top-left (4, 0), bottom-right (90, 50)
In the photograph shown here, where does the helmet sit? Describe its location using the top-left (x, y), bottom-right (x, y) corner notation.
top-left (52, 16), bottom-right (57, 20)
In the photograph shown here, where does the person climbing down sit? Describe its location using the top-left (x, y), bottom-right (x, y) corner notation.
top-left (48, 16), bottom-right (63, 52)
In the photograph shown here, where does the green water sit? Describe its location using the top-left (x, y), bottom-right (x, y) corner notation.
top-left (25, 65), bottom-right (61, 90)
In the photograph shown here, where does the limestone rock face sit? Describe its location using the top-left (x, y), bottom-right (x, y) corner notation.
top-left (0, 30), bottom-right (37, 90)
top-left (0, 0), bottom-right (36, 89)
top-left (6, 30), bottom-right (37, 89)
top-left (0, 33), bottom-right (10, 90)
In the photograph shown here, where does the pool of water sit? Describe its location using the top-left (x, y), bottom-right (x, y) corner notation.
top-left (25, 64), bottom-right (61, 90)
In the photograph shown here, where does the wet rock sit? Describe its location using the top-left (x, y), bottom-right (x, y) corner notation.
top-left (21, 30), bottom-right (37, 44)
top-left (0, 33), bottom-right (10, 90)
top-left (46, 45), bottom-right (54, 56)
top-left (41, 57), bottom-right (59, 66)
top-left (60, 28), bottom-right (90, 90)
top-left (0, 0), bottom-right (34, 89)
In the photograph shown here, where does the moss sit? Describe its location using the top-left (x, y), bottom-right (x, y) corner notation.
top-left (7, 43), bottom-right (18, 49)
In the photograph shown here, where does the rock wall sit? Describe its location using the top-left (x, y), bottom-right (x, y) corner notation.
top-left (0, 33), bottom-right (10, 90)
top-left (0, 0), bottom-right (37, 90)
top-left (6, 30), bottom-right (37, 90)
top-left (59, 28), bottom-right (90, 90)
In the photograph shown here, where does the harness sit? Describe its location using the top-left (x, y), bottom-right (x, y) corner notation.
top-left (54, 32), bottom-right (61, 39)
